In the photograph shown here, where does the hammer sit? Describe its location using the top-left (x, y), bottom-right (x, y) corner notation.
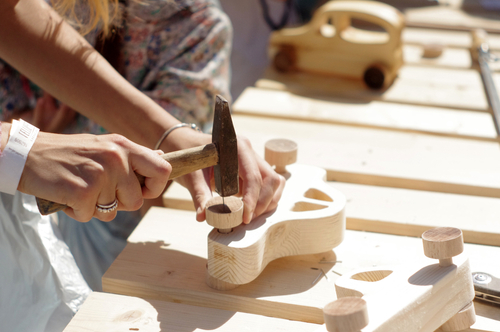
top-left (36, 95), bottom-right (239, 215)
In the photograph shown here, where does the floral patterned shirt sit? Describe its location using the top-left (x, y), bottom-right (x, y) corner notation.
top-left (0, 0), bottom-right (232, 134)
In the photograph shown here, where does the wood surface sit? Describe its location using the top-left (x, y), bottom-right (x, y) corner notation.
top-left (233, 87), bottom-right (497, 141)
top-left (207, 164), bottom-right (346, 286)
top-left (404, 3), bottom-right (500, 33)
top-left (163, 179), bottom-right (500, 246)
top-left (102, 207), bottom-right (500, 330)
top-left (319, 251), bottom-right (474, 332)
top-left (402, 27), bottom-right (500, 51)
top-left (403, 44), bottom-right (473, 69)
top-left (62, 292), bottom-right (320, 332)
top-left (257, 65), bottom-right (489, 111)
top-left (231, 115), bottom-right (500, 199)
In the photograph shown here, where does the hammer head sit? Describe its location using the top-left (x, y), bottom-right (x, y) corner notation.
top-left (212, 95), bottom-right (239, 197)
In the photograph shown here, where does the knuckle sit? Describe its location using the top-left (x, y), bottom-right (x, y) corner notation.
top-left (128, 197), bottom-right (143, 211)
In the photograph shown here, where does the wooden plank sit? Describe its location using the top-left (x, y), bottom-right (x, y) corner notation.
top-left (163, 180), bottom-right (500, 247)
top-left (404, 4), bottom-right (500, 33)
top-left (231, 115), bottom-right (500, 198)
top-left (102, 207), bottom-right (500, 330)
top-left (328, 251), bottom-right (474, 332)
top-left (233, 87), bottom-right (497, 141)
top-left (257, 65), bottom-right (488, 111)
top-left (402, 27), bottom-right (500, 51)
top-left (63, 292), bottom-right (319, 332)
top-left (403, 44), bottom-right (472, 69)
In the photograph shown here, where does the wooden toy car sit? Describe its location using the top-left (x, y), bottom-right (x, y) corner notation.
top-left (268, 1), bottom-right (404, 89)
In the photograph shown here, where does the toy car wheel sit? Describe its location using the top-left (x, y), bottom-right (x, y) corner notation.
top-left (363, 66), bottom-right (386, 90)
top-left (273, 46), bottom-right (296, 73)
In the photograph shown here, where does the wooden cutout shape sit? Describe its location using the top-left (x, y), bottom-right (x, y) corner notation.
top-left (268, 1), bottom-right (404, 89)
top-left (206, 163), bottom-right (346, 288)
top-left (316, 227), bottom-right (476, 332)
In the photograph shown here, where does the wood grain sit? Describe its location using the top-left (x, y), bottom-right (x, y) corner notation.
top-left (233, 87), bottom-right (497, 141)
top-left (319, 252), bottom-right (475, 332)
top-left (163, 180), bottom-right (500, 246)
top-left (62, 292), bottom-right (320, 332)
top-left (231, 115), bottom-right (500, 199)
top-left (102, 207), bottom-right (500, 329)
top-left (207, 164), bottom-right (346, 286)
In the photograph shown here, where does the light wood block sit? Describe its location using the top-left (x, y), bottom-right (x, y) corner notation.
top-left (233, 87), bottom-right (496, 141)
top-left (319, 251), bottom-right (475, 332)
top-left (207, 164), bottom-right (346, 287)
top-left (163, 180), bottom-right (500, 247)
top-left (102, 207), bottom-right (500, 329)
top-left (62, 292), bottom-right (320, 332)
top-left (317, 228), bottom-right (476, 332)
top-left (257, 65), bottom-right (488, 112)
top-left (231, 115), bottom-right (500, 199)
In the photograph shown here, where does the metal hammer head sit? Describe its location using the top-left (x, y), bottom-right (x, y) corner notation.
top-left (212, 95), bottom-right (239, 197)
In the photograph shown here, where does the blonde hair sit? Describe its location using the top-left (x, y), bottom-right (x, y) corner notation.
top-left (51, 0), bottom-right (119, 36)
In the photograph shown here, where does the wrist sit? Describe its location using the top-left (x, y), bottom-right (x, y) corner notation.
top-left (157, 124), bottom-right (211, 153)
top-left (0, 120), bottom-right (39, 195)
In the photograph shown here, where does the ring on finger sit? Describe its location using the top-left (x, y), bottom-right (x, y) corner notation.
top-left (96, 199), bottom-right (118, 213)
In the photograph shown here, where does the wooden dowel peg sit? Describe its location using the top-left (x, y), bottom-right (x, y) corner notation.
top-left (422, 227), bottom-right (463, 267)
top-left (265, 139), bottom-right (298, 174)
top-left (440, 301), bottom-right (476, 331)
top-left (323, 297), bottom-right (369, 332)
top-left (205, 196), bottom-right (243, 233)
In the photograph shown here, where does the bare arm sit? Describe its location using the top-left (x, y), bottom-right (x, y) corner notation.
top-left (0, 0), bottom-right (285, 223)
top-left (0, 0), bottom-right (181, 149)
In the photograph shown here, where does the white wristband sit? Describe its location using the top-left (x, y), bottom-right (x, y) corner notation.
top-left (0, 119), bottom-right (39, 195)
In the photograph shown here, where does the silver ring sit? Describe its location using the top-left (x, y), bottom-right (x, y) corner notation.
top-left (96, 200), bottom-right (118, 213)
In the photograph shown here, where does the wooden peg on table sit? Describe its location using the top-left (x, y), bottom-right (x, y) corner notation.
top-left (323, 297), bottom-right (369, 332)
top-left (316, 227), bottom-right (475, 332)
top-left (265, 138), bottom-right (298, 174)
top-left (422, 227), bottom-right (463, 267)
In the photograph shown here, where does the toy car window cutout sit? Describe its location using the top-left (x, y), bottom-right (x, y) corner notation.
top-left (340, 17), bottom-right (389, 45)
top-left (319, 17), bottom-right (336, 38)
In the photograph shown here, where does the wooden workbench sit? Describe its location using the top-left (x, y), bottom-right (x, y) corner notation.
top-left (98, 207), bottom-right (500, 331)
top-left (68, 5), bottom-right (500, 330)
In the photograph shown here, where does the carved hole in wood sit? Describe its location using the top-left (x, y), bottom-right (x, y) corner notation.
top-left (351, 270), bottom-right (393, 282)
top-left (304, 188), bottom-right (333, 202)
top-left (292, 201), bottom-right (328, 212)
top-left (207, 163), bottom-right (346, 288)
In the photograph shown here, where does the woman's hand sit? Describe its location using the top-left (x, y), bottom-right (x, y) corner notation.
top-left (168, 128), bottom-right (285, 224)
top-left (18, 131), bottom-right (171, 222)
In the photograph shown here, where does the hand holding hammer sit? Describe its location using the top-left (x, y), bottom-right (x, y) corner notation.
top-left (36, 95), bottom-right (239, 215)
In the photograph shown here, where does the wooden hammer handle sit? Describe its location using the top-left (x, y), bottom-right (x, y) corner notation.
top-left (36, 143), bottom-right (218, 215)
